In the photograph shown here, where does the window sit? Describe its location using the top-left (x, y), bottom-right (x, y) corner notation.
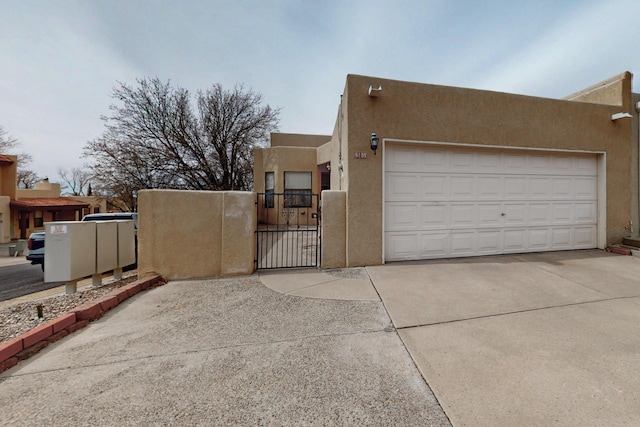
top-left (284, 171), bottom-right (312, 207)
top-left (34, 210), bottom-right (43, 228)
top-left (265, 172), bottom-right (275, 208)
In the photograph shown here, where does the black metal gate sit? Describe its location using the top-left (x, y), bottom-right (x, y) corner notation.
top-left (256, 193), bottom-right (321, 269)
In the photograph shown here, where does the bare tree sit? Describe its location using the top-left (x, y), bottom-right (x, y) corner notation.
top-left (57, 167), bottom-right (92, 196)
top-left (1, 125), bottom-right (40, 187)
top-left (84, 78), bottom-right (279, 203)
top-left (17, 170), bottom-right (40, 189)
top-left (0, 125), bottom-right (17, 152)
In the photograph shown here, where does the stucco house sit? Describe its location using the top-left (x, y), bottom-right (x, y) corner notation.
top-left (254, 71), bottom-right (639, 268)
top-left (0, 157), bottom-right (106, 242)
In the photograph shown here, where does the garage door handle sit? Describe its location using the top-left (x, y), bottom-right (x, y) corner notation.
top-left (501, 213), bottom-right (506, 216)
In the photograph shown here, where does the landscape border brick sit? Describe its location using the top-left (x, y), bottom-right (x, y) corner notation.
top-left (72, 301), bottom-right (104, 321)
top-left (97, 294), bottom-right (119, 312)
top-left (0, 274), bottom-right (164, 373)
top-left (52, 313), bottom-right (76, 333)
top-left (0, 336), bottom-right (23, 363)
top-left (22, 323), bottom-right (53, 348)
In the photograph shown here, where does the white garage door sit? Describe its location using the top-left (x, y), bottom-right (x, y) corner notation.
top-left (385, 144), bottom-right (599, 261)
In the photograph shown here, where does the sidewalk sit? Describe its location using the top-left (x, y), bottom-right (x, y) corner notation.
top-left (0, 241), bottom-right (29, 268)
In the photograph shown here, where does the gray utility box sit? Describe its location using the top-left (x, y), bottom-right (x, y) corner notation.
top-left (96, 221), bottom-right (118, 273)
top-left (116, 220), bottom-right (136, 267)
top-left (44, 221), bottom-right (96, 283)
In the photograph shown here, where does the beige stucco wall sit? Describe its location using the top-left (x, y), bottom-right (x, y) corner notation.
top-left (566, 72), bottom-right (632, 110)
top-left (16, 181), bottom-right (62, 198)
top-left (0, 155), bottom-right (17, 200)
top-left (342, 73), bottom-right (633, 266)
top-left (320, 190), bottom-right (346, 268)
top-left (271, 132), bottom-right (331, 148)
top-left (138, 189), bottom-right (255, 280)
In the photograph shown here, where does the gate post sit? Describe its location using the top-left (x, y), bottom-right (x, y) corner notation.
top-left (320, 190), bottom-right (347, 268)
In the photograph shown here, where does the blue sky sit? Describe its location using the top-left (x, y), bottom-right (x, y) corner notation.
top-left (1, 0), bottom-right (639, 182)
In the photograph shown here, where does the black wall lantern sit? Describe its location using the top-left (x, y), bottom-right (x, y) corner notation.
top-left (370, 132), bottom-right (379, 155)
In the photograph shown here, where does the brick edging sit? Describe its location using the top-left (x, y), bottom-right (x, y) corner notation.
top-left (0, 275), bottom-right (165, 373)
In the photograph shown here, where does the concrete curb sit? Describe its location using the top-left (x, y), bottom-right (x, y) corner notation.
top-left (0, 275), bottom-right (164, 373)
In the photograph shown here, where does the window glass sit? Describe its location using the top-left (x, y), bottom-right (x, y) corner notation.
top-left (34, 210), bottom-right (43, 227)
top-left (284, 172), bottom-right (312, 207)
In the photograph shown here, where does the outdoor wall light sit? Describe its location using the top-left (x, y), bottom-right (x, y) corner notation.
top-left (611, 112), bottom-right (632, 121)
top-left (326, 162), bottom-right (331, 171)
top-left (370, 132), bottom-right (379, 155)
top-left (368, 85), bottom-right (382, 97)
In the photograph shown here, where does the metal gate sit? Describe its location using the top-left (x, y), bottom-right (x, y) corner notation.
top-left (256, 193), bottom-right (321, 269)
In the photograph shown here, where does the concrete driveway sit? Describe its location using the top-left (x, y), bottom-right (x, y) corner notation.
top-left (367, 250), bottom-right (640, 426)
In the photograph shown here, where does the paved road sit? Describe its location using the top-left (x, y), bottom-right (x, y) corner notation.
top-left (0, 263), bottom-right (64, 301)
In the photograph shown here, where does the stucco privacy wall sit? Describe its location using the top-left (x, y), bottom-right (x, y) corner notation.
top-left (342, 73), bottom-right (633, 266)
top-left (138, 190), bottom-right (255, 280)
top-left (320, 190), bottom-right (346, 268)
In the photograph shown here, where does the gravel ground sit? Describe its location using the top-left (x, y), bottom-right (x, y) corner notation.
top-left (0, 273), bottom-right (139, 344)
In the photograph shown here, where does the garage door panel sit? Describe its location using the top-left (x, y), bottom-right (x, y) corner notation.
top-left (477, 152), bottom-right (502, 171)
top-left (386, 173), bottom-right (419, 200)
top-left (385, 233), bottom-right (420, 259)
top-left (576, 156), bottom-right (598, 173)
top-left (575, 177), bottom-right (597, 199)
top-left (504, 177), bottom-right (528, 199)
top-left (552, 203), bottom-right (573, 223)
top-left (420, 175), bottom-right (448, 198)
top-left (575, 202), bottom-right (597, 223)
top-left (478, 230), bottom-right (501, 253)
top-left (478, 204), bottom-right (501, 225)
top-left (551, 228), bottom-right (572, 248)
top-left (450, 231), bottom-right (476, 255)
top-left (504, 229), bottom-right (528, 251)
top-left (478, 176), bottom-right (503, 198)
top-left (552, 178), bottom-right (573, 199)
top-left (387, 146), bottom-right (419, 171)
top-left (504, 203), bottom-right (527, 225)
top-left (504, 153), bottom-right (526, 171)
top-left (385, 204), bottom-right (419, 230)
top-left (420, 149), bottom-right (448, 172)
top-left (529, 229), bottom-right (551, 250)
top-left (420, 204), bottom-right (449, 229)
top-left (385, 145), bottom-right (598, 261)
top-left (451, 204), bottom-right (475, 227)
top-left (421, 232), bottom-right (450, 257)
top-left (553, 156), bottom-right (574, 172)
top-left (530, 177), bottom-right (552, 198)
top-left (451, 176), bottom-right (476, 199)
top-left (530, 155), bottom-right (552, 173)
top-left (451, 152), bottom-right (475, 171)
top-left (529, 203), bottom-right (552, 224)
top-left (574, 226), bottom-right (597, 247)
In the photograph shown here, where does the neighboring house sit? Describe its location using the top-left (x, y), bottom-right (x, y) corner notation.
top-left (0, 158), bottom-right (106, 242)
top-left (255, 71), bottom-right (639, 267)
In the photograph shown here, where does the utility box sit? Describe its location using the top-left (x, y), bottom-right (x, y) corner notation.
top-left (117, 220), bottom-right (136, 267)
top-left (44, 221), bottom-right (96, 283)
top-left (96, 221), bottom-right (118, 273)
